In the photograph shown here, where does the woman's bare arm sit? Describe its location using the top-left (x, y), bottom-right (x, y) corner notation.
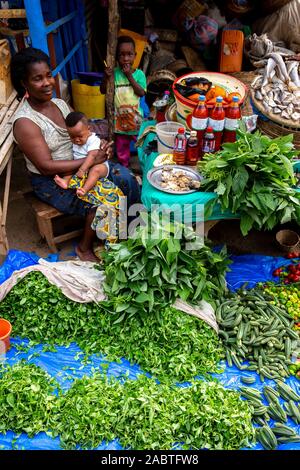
top-left (14, 118), bottom-right (85, 176)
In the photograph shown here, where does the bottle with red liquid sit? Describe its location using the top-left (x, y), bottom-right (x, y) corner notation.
top-left (223, 96), bottom-right (241, 143)
top-left (202, 126), bottom-right (216, 155)
top-left (186, 131), bottom-right (199, 166)
top-left (173, 127), bottom-right (187, 165)
top-left (155, 90), bottom-right (170, 123)
top-left (208, 96), bottom-right (225, 151)
top-left (191, 95), bottom-right (208, 149)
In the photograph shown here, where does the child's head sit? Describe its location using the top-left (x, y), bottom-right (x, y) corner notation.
top-left (65, 112), bottom-right (91, 145)
top-left (117, 35), bottom-right (136, 68)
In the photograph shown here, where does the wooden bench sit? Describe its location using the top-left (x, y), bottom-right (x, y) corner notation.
top-left (23, 192), bottom-right (84, 253)
top-left (0, 90), bottom-right (23, 255)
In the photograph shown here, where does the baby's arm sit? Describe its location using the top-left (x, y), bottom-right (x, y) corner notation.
top-left (76, 150), bottom-right (98, 178)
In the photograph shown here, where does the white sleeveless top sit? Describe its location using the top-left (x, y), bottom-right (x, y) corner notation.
top-left (12, 98), bottom-right (73, 174)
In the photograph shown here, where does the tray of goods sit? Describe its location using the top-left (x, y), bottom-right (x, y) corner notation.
top-left (251, 53), bottom-right (300, 128)
top-left (147, 165), bottom-right (202, 194)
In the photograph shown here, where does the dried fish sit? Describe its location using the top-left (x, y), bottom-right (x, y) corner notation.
top-left (255, 90), bottom-right (263, 100)
top-left (291, 112), bottom-right (300, 121)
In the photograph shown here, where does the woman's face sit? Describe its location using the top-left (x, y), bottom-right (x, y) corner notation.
top-left (23, 61), bottom-right (55, 101)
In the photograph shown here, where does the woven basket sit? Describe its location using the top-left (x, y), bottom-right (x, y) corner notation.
top-left (276, 229), bottom-right (300, 253)
top-left (257, 118), bottom-right (300, 149)
top-left (227, 0), bottom-right (254, 14)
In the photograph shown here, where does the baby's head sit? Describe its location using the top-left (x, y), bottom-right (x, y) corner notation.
top-left (65, 111), bottom-right (90, 146)
top-left (117, 35), bottom-right (136, 68)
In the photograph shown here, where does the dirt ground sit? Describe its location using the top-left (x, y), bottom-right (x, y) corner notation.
top-left (1, 147), bottom-right (299, 266)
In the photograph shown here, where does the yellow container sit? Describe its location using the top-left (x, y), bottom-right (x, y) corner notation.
top-left (71, 79), bottom-right (105, 119)
top-left (118, 28), bottom-right (147, 69)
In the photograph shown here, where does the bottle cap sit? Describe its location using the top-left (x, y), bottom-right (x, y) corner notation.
top-left (216, 96), bottom-right (223, 102)
top-left (190, 130), bottom-right (197, 137)
top-left (164, 90), bottom-right (170, 95)
top-left (206, 126), bottom-right (213, 132)
top-left (232, 96), bottom-right (239, 102)
top-left (178, 127), bottom-right (185, 133)
top-left (198, 95), bottom-right (205, 101)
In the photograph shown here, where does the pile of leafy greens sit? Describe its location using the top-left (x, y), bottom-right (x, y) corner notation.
top-left (0, 363), bottom-right (254, 450)
top-left (0, 361), bottom-right (57, 437)
top-left (198, 126), bottom-right (300, 235)
top-left (102, 214), bottom-right (230, 316)
top-left (0, 273), bottom-right (224, 383)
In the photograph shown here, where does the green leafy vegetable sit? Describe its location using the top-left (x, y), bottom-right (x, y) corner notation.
top-left (102, 214), bottom-right (230, 314)
top-left (0, 274), bottom-right (224, 383)
top-left (0, 361), bottom-right (58, 437)
top-left (199, 130), bottom-right (300, 235)
top-left (53, 373), bottom-right (254, 450)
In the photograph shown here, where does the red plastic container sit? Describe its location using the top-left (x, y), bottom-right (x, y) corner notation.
top-left (0, 318), bottom-right (12, 352)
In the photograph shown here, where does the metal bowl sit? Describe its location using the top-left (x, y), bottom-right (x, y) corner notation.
top-left (147, 165), bottom-right (203, 194)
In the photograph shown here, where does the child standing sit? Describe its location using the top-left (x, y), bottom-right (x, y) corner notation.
top-left (101, 35), bottom-right (147, 167)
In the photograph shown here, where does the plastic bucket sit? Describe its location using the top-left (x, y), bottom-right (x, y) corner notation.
top-left (71, 79), bottom-right (105, 119)
top-left (0, 318), bottom-right (12, 353)
top-left (156, 121), bottom-right (186, 154)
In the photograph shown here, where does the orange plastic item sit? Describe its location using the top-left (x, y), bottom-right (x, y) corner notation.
top-left (0, 318), bottom-right (12, 352)
top-left (219, 30), bottom-right (244, 73)
top-left (227, 92), bottom-right (242, 103)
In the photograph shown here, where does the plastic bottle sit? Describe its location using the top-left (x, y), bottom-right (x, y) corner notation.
top-left (186, 131), bottom-right (199, 166)
top-left (208, 96), bottom-right (225, 151)
top-left (155, 90), bottom-right (171, 123)
top-left (173, 127), bottom-right (187, 165)
top-left (191, 95), bottom-right (208, 149)
top-left (202, 126), bottom-right (216, 156)
top-left (223, 96), bottom-right (241, 143)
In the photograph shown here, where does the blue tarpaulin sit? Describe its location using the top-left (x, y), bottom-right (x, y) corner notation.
top-left (0, 250), bottom-right (299, 450)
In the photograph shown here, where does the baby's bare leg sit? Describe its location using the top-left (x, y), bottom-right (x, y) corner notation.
top-left (54, 174), bottom-right (73, 189)
top-left (76, 164), bottom-right (108, 196)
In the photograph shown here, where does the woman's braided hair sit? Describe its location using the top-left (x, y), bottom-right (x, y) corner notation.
top-left (10, 47), bottom-right (50, 100)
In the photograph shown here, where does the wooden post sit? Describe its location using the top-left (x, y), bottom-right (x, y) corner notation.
top-left (106, 0), bottom-right (119, 140)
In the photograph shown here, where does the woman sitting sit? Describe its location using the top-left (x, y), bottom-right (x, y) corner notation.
top-left (11, 47), bottom-right (141, 261)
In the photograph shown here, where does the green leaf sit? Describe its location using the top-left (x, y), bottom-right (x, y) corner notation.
top-left (240, 213), bottom-right (253, 236)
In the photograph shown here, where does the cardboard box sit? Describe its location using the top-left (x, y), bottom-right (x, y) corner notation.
top-left (0, 40), bottom-right (13, 104)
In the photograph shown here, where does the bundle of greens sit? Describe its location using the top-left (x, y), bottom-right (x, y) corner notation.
top-left (198, 126), bottom-right (300, 235)
top-left (0, 273), bottom-right (224, 383)
top-left (102, 214), bottom-right (230, 315)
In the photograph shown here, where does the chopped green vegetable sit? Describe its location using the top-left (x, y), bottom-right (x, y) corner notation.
top-left (0, 274), bottom-right (224, 383)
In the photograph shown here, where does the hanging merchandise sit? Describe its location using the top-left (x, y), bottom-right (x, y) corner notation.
top-left (223, 96), bottom-right (241, 143)
top-left (186, 130), bottom-right (199, 166)
top-left (191, 95), bottom-right (208, 149)
top-left (208, 96), bottom-right (225, 151)
top-left (173, 127), bottom-right (187, 165)
top-left (185, 15), bottom-right (219, 53)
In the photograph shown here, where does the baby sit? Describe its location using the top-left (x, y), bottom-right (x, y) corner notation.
top-left (54, 111), bottom-right (112, 197)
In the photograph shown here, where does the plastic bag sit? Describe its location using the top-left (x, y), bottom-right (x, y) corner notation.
top-left (185, 15), bottom-right (218, 52)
